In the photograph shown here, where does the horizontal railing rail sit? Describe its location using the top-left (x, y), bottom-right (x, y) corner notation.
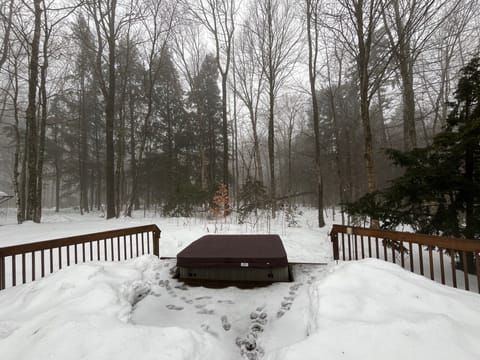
top-left (0, 224), bottom-right (161, 290)
top-left (331, 224), bottom-right (480, 294)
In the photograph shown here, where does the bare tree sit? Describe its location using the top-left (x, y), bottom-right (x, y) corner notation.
top-left (249, 0), bottom-right (301, 218)
top-left (328, 0), bottom-right (394, 207)
top-left (305, 0), bottom-right (325, 227)
top-left (0, 0), bottom-right (15, 71)
top-left (381, 0), bottom-right (454, 150)
top-left (233, 23), bottom-right (265, 183)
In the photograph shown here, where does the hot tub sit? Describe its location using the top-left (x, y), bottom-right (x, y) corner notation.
top-left (176, 234), bottom-right (290, 282)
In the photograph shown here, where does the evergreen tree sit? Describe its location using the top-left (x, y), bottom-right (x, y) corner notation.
top-left (189, 54), bottom-right (223, 200)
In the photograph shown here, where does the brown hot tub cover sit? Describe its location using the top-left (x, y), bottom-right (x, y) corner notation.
top-left (176, 234), bottom-right (288, 269)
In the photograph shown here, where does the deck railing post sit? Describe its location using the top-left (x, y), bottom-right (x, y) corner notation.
top-left (0, 255), bottom-right (5, 290)
top-left (476, 251), bottom-right (480, 294)
top-left (153, 226), bottom-right (161, 257)
top-left (331, 229), bottom-right (339, 261)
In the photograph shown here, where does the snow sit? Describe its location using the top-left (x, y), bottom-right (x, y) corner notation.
top-left (0, 191), bottom-right (7, 197)
top-left (1, 208), bottom-right (480, 359)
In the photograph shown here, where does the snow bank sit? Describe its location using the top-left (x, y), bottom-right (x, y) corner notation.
top-left (267, 259), bottom-right (480, 360)
top-left (0, 256), bottom-right (228, 360)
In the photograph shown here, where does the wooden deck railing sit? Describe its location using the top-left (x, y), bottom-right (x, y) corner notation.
top-left (331, 224), bottom-right (480, 293)
top-left (0, 224), bottom-right (161, 290)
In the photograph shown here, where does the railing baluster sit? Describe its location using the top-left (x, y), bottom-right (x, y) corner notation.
top-left (67, 245), bottom-right (70, 267)
top-left (400, 241), bottom-right (405, 268)
top-left (0, 256), bottom-right (5, 290)
top-left (97, 240), bottom-right (100, 261)
top-left (136, 234), bottom-right (139, 257)
top-left (428, 246), bottom-right (434, 280)
top-left (82, 243), bottom-right (86, 263)
top-left (124, 236), bottom-right (127, 260)
top-left (110, 238), bottom-right (114, 261)
top-left (104, 239), bottom-right (107, 261)
top-left (74, 244), bottom-right (78, 264)
top-left (130, 235), bottom-right (133, 258)
top-left (141, 232), bottom-right (145, 255)
top-left (41, 250), bottom-right (45, 278)
top-left (409, 242), bottom-right (414, 272)
top-left (354, 235), bottom-right (358, 260)
top-left (439, 248), bottom-right (445, 285)
top-left (375, 236), bottom-right (379, 259)
top-left (450, 249), bottom-right (457, 288)
top-left (50, 248), bottom-right (53, 273)
top-left (147, 232), bottom-right (151, 254)
top-left (59, 247), bottom-right (62, 269)
top-left (117, 237), bottom-right (120, 260)
top-left (383, 239), bottom-right (388, 261)
top-left (341, 233), bottom-right (345, 261)
top-left (418, 244), bottom-right (424, 276)
top-left (367, 236), bottom-right (372, 257)
top-left (476, 251), bottom-right (480, 294)
top-left (391, 241), bottom-right (396, 264)
top-left (32, 251), bottom-right (35, 281)
top-left (22, 253), bottom-right (26, 283)
top-left (12, 255), bottom-right (16, 286)
top-left (360, 235), bottom-right (365, 259)
top-left (462, 251), bottom-right (469, 291)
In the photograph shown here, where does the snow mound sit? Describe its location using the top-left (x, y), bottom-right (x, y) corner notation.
top-left (0, 256), bottom-right (228, 360)
top-left (267, 259), bottom-right (480, 360)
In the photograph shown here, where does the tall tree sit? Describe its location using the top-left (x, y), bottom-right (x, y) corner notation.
top-left (189, 54), bottom-right (222, 198)
top-left (126, 0), bottom-right (176, 216)
top-left (328, 0), bottom-right (394, 226)
top-left (24, 0), bottom-right (42, 222)
top-left (306, 0), bottom-right (325, 227)
top-left (381, 0), bottom-right (451, 150)
top-left (249, 0), bottom-right (300, 218)
top-left (234, 23), bottom-right (265, 183)
top-left (88, 0), bottom-right (120, 219)
top-left (185, 0), bottom-right (237, 204)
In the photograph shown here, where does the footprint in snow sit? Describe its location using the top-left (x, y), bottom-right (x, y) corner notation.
top-left (217, 299), bottom-right (235, 304)
top-left (197, 308), bottom-right (215, 315)
top-left (221, 315), bottom-right (231, 331)
top-left (166, 304), bottom-right (184, 311)
top-left (180, 296), bottom-right (194, 304)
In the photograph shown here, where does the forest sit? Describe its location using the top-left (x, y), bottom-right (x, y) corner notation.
top-left (0, 0), bottom-right (478, 229)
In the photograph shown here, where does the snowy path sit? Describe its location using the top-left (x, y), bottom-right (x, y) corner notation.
top-left (131, 260), bottom-right (328, 360)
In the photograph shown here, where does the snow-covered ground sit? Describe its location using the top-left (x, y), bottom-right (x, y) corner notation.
top-left (1, 208), bottom-right (480, 359)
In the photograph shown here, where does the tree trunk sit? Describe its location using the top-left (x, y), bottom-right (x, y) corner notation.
top-left (105, 6), bottom-right (116, 219)
top-left (35, 19), bottom-right (51, 223)
top-left (306, 0), bottom-right (325, 227)
top-left (268, 85), bottom-right (276, 219)
top-left (399, 57), bottom-right (417, 150)
top-left (11, 60), bottom-right (23, 223)
top-left (221, 74), bottom-right (229, 194)
top-left (25, 0), bottom-right (42, 222)
top-left (79, 71), bottom-right (89, 214)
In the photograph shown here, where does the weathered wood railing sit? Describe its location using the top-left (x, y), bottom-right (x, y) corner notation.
top-left (0, 224), bottom-right (161, 290)
top-left (331, 224), bottom-right (480, 293)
